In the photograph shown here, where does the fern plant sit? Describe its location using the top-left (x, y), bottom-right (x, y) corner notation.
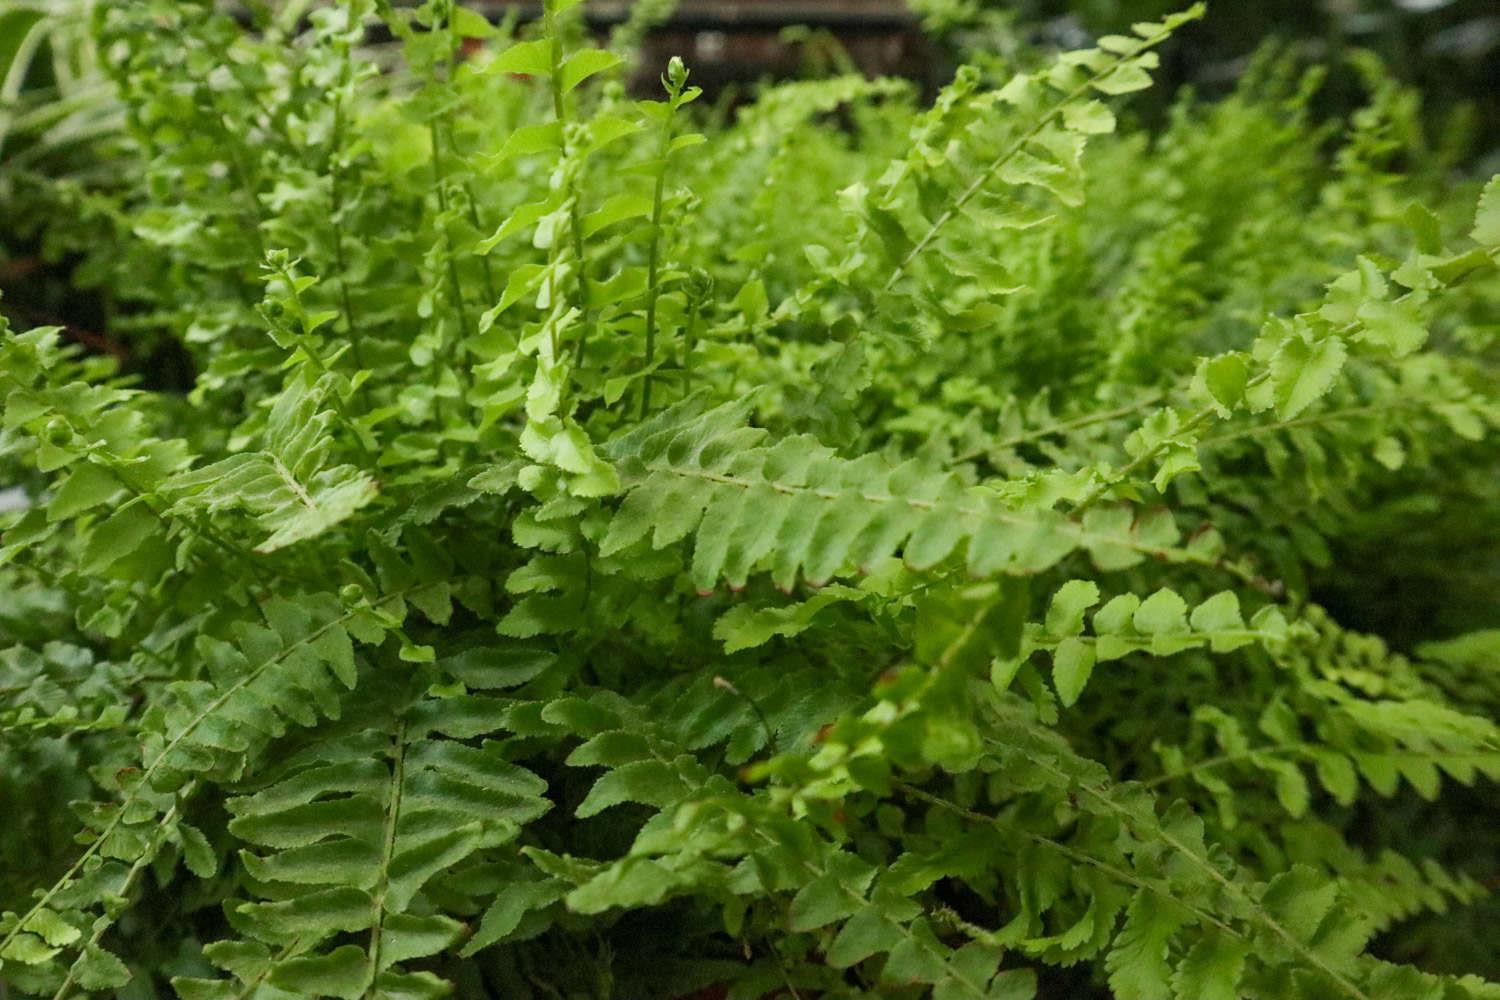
top-left (3, 2), bottom-right (1500, 998)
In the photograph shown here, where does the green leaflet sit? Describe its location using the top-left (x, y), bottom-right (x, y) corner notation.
top-left (1473, 175), bottom-right (1500, 247)
top-left (0, 591), bottom-right (411, 991)
top-left (1265, 333), bottom-right (1349, 421)
top-left (1106, 892), bottom-right (1188, 1000)
top-left (1171, 931), bottom-right (1251, 1000)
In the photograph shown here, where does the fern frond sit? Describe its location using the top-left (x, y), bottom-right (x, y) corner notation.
top-left (0, 590), bottom-right (406, 985)
top-left (178, 698), bottom-right (550, 1000)
top-left (602, 397), bottom-right (1240, 594)
top-left (1022, 582), bottom-right (1293, 706)
top-left (873, 5), bottom-right (1207, 291)
top-left (0, 641), bottom-right (134, 735)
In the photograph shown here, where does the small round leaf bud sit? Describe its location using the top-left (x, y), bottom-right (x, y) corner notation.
top-left (686, 266), bottom-right (715, 302)
top-left (339, 583), bottom-right (364, 604)
top-left (42, 418), bottom-right (72, 447)
top-left (665, 56), bottom-right (688, 93)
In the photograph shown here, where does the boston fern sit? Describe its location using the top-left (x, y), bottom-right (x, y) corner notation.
top-left (4, 1), bottom-right (1500, 997)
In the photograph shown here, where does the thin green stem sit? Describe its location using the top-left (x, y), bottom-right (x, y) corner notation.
top-left (895, 781), bottom-right (1240, 937)
top-left (681, 295), bottom-right (701, 397)
top-left (712, 675), bottom-right (778, 754)
top-left (954, 390), bottom-right (1167, 464)
top-left (1198, 399), bottom-right (1422, 448)
top-left (463, 180), bottom-right (500, 305)
top-left (1142, 741), bottom-right (1500, 791)
top-left (328, 91), bottom-right (367, 373)
top-left (102, 463), bottom-right (238, 573)
top-left (430, 7), bottom-right (474, 401)
top-left (431, 123), bottom-right (475, 391)
top-left (749, 827), bottom-right (993, 1000)
top-left (1141, 744), bottom-right (1305, 790)
top-left (285, 323), bottom-right (376, 462)
top-left (640, 107), bottom-right (676, 418)
top-left (366, 719), bottom-right (408, 991)
top-left (1070, 404), bottom-right (1219, 515)
top-left (543, 4), bottom-right (595, 376)
top-left (1021, 750), bottom-right (1373, 1000)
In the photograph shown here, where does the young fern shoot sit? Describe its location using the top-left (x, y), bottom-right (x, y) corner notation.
top-left (640, 55), bottom-right (701, 418)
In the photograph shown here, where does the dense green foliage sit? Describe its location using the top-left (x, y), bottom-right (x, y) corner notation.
top-left (4, 2), bottom-right (1500, 998)
top-left (917, 0), bottom-right (1500, 159)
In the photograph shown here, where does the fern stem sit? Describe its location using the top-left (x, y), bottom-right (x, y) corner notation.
top-left (463, 180), bottom-right (500, 305)
top-left (1197, 397), bottom-right (1426, 447)
top-left (1142, 742), bottom-right (1500, 791)
top-left (751, 828), bottom-right (994, 999)
top-left (89, 442), bottom-right (272, 583)
top-left (320, 0), bottom-right (367, 376)
top-left (768, 944), bottom-right (805, 1000)
top-left (681, 294), bottom-right (702, 397)
top-left (566, 200), bottom-right (595, 378)
top-left (1068, 405), bottom-right (1218, 515)
top-left (328, 92), bottom-right (367, 373)
top-left (1141, 744), bottom-right (1308, 791)
top-left (971, 386), bottom-right (1461, 471)
top-left (955, 390), bottom-right (1167, 464)
top-left (223, 138), bottom-right (270, 268)
top-left (543, 3), bottom-right (595, 375)
top-left (366, 718), bottom-right (408, 990)
top-left (429, 8), bottom-right (474, 401)
top-left (430, 128), bottom-right (474, 385)
top-left (639, 107), bottom-right (676, 418)
top-left (261, 256), bottom-right (376, 458)
top-left (285, 339), bottom-right (376, 462)
top-left (209, 940), bottom-right (304, 1000)
top-left (712, 675), bottom-right (778, 753)
top-left (895, 781), bottom-right (1241, 937)
top-left (1071, 363), bottom-right (1283, 514)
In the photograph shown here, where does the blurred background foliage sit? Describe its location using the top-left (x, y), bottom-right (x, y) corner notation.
top-left (5, 0), bottom-right (1499, 316)
top-left (0, 1), bottom-right (133, 376)
top-left (916, 0), bottom-right (1500, 168)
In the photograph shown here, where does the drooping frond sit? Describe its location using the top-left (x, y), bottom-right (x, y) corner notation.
top-left (177, 696), bottom-right (550, 1000)
top-left (0, 591), bottom-right (410, 987)
top-left (602, 396), bottom-right (1235, 593)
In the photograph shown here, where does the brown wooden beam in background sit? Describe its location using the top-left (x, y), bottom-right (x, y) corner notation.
top-left (476, 0), bottom-right (929, 93)
top-left (476, 0), bottom-right (916, 31)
